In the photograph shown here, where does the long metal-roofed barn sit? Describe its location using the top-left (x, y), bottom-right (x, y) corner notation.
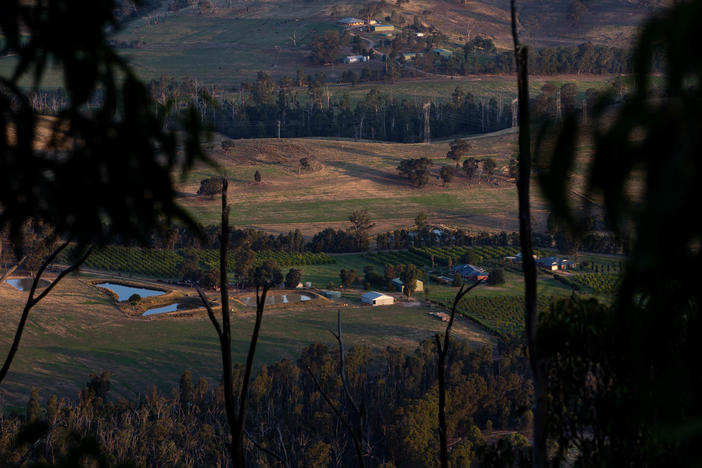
top-left (361, 291), bottom-right (394, 306)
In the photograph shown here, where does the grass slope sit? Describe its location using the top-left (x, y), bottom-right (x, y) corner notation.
top-left (0, 275), bottom-right (493, 406)
top-left (180, 130), bottom-right (577, 235)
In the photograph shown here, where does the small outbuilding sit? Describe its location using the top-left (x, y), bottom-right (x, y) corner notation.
top-left (372, 24), bottom-right (395, 33)
top-left (344, 55), bottom-right (370, 63)
top-left (432, 48), bottom-right (453, 58)
top-left (338, 17), bottom-right (364, 27)
top-left (361, 291), bottom-right (394, 306)
top-left (392, 278), bottom-right (424, 293)
top-left (536, 256), bottom-right (577, 271)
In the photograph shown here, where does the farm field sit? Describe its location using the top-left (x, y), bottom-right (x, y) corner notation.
top-left (63, 245), bottom-right (335, 278)
top-left (282, 248), bottom-right (621, 336)
top-left (178, 130), bottom-right (566, 235)
top-left (0, 274), bottom-right (494, 407)
top-left (323, 75), bottom-right (621, 106)
top-left (0, 0), bottom-right (657, 89)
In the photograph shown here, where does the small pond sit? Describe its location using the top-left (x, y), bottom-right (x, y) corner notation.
top-left (143, 303), bottom-right (182, 316)
top-left (241, 293), bottom-right (313, 307)
top-left (4, 278), bottom-right (50, 291)
top-left (96, 282), bottom-right (165, 302)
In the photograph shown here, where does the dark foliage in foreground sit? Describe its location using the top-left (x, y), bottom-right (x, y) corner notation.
top-left (0, 340), bottom-right (531, 467)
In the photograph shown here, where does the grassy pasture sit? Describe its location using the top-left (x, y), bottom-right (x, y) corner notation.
top-left (324, 75), bottom-right (619, 105)
top-left (0, 274), bottom-right (494, 407)
top-left (179, 131), bottom-right (562, 235)
top-left (0, 0), bottom-right (651, 90)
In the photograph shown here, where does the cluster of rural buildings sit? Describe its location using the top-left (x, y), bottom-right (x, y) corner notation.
top-left (337, 17), bottom-right (395, 33)
top-left (505, 252), bottom-right (577, 271)
top-left (337, 17), bottom-right (449, 66)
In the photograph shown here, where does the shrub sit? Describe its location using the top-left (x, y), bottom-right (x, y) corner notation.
top-left (128, 293), bottom-right (141, 305)
top-left (285, 268), bottom-right (302, 288)
top-left (487, 268), bottom-right (505, 285)
top-left (197, 177), bottom-right (224, 198)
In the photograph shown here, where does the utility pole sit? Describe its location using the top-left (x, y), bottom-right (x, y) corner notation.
top-left (277, 120), bottom-right (281, 139)
top-left (423, 102), bottom-right (431, 144)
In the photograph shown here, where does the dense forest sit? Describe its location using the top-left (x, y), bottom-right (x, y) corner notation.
top-left (0, 339), bottom-right (531, 467)
top-left (21, 72), bottom-right (625, 144)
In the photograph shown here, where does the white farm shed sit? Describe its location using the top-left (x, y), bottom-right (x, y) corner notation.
top-left (361, 291), bottom-right (394, 306)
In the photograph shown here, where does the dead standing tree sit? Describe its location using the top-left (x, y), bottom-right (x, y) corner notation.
top-left (306, 310), bottom-right (366, 467)
top-left (511, 1), bottom-right (546, 467)
top-left (435, 280), bottom-right (483, 468)
top-left (196, 178), bottom-right (283, 467)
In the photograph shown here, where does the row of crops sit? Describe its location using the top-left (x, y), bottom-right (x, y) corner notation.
top-left (364, 250), bottom-right (431, 267)
top-left (557, 273), bottom-right (621, 295)
top-left (412, 246), bottom-right (546, 266)
top-left (77, 247), bottom-right (181, 277)
top-left (435, 296), bottom-right (558, 338)
top-left (62, 246), bottom-right (335, 278)
top-left (198, 250), bottom-right (335, 271)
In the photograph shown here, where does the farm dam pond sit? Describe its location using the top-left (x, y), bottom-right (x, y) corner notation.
top-left (95, 282), bottom-right (194, 316)
top-left (96, 282), bottom-right (325, 316)
top-left (4, 278), bottom-right (50, 291)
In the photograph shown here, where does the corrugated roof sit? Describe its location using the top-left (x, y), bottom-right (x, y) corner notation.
top-left (361, 291), bottom-right (391, 300)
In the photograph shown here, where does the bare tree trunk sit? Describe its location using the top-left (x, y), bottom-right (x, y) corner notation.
top-left (196, 179), bottom-right (281, 467)
top-left (197, 179), bottom-right (238, 464)
top-left (0, 255), bottom-right (27, 284)
top-left (436, 280), bottom-right (483, 468)
top-left (0, 242), bottom-right (93, 385)
top-left (511, 1), bottom-right (546, 467)
top-left (306, 310), bottom-right (366, 467)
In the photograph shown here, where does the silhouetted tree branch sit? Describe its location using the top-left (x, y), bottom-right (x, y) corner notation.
top-left (436, 280), bottom-right (483, 468)
top-left (244, 430), bottom-right (287, 467)
top-left (329, 309), bottom-right (367, 463)
top-left (512, 1), bottom-right (546, 466)
top-left (0, 241), bottom-right (93, 385)
top-left (305, 365), bottom-right (365, 467)
top-left (0, 255), bottom-right (26, 284)
top-left (330, 309), bottom-right (363, 423)
top-left (198, 178), bottom-right (282, 467)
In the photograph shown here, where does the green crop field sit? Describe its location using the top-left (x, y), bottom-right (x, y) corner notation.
top-left (59, 245), bottom-right (335, 278)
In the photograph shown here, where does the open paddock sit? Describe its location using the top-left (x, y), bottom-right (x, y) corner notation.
top-left (0, 274), bottom-right (495, 406)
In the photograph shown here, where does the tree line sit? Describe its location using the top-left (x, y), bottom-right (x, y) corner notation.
top-left (406, 39), bottom-right (638, 77)
top-left (144, 73), bottom-right (513, 142)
